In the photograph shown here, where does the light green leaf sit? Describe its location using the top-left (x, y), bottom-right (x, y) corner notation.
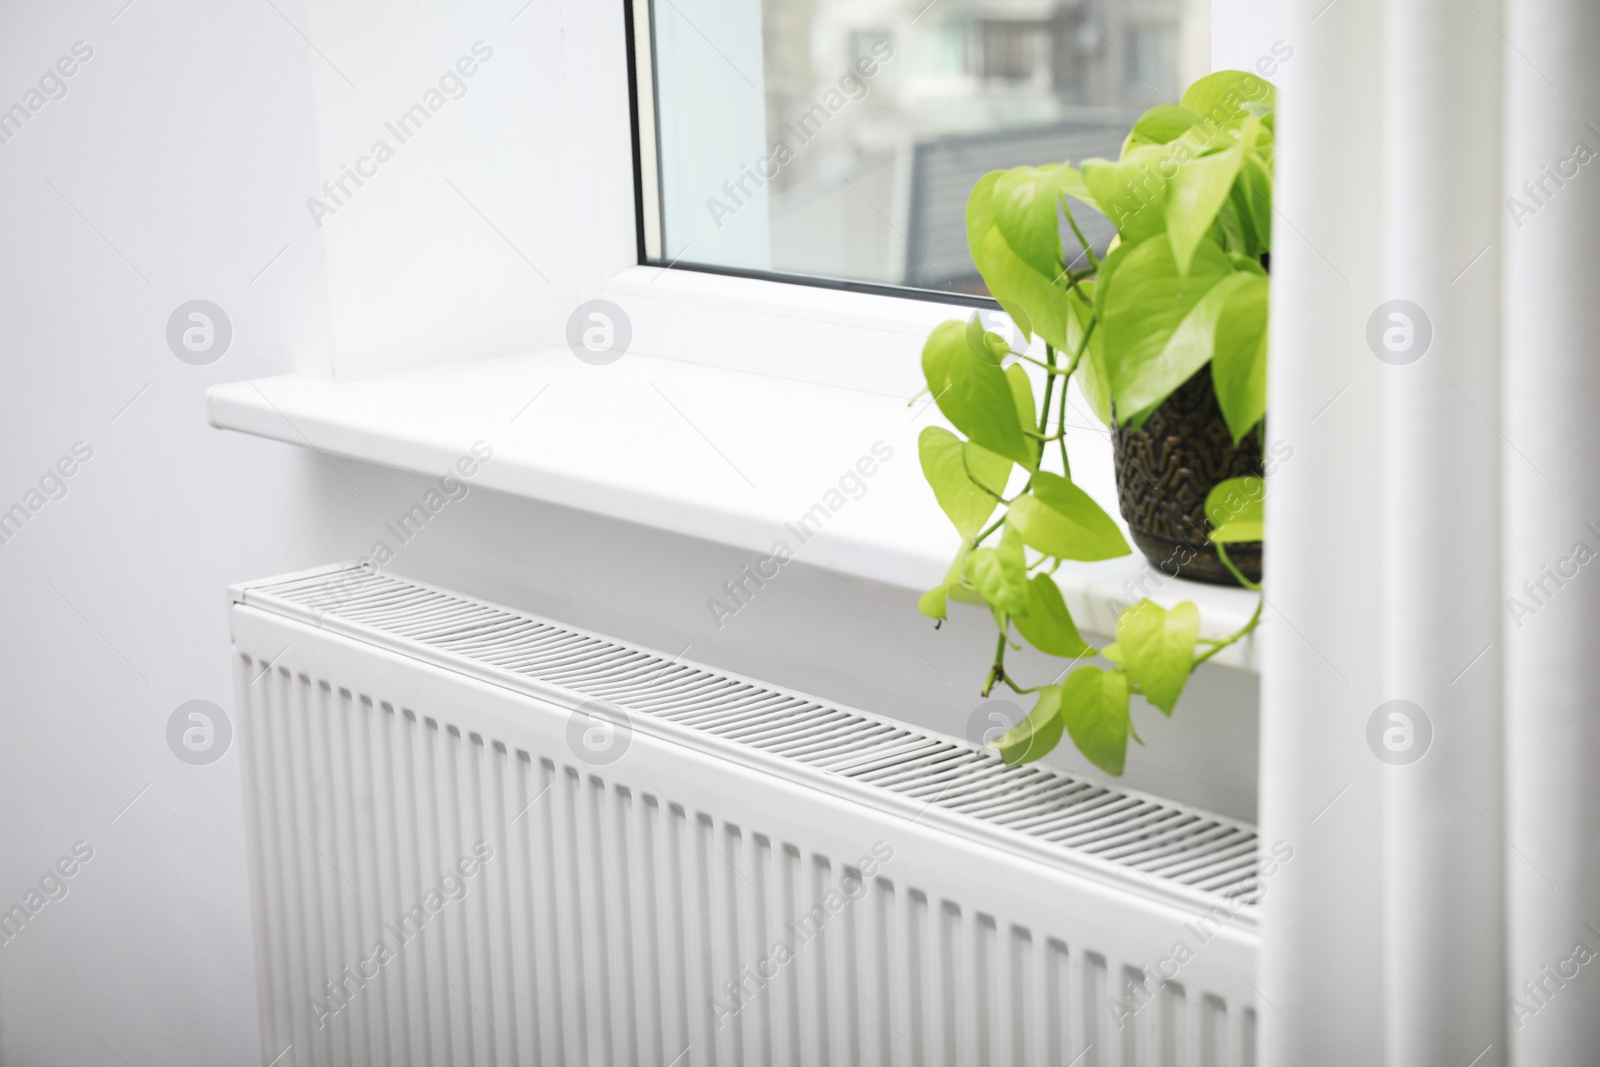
top-left (964, 525), bottom-right (1030, 618)
top-left (967, 171), bottom-right (1083, 350)
top-left (1220, 185), bottom-right (1257, 256)
top-left (1206, 476), bottom-right (1265, 543)
top-left (967, 171), bottom-right (1001, 275)
top-left (1116, 600), bottom-right (1200, 715)
top-left (918, 546), bottom-right (967, 619)
top-left (992, 166), bottom-right (1068, 279)
top-left (986, 165), bottom-right (1102, 284)
top-left (970, 174), bottom-right (1035, 341)
top-left (922, 318), bottom-right (1036, 468)
top-left (1100, 641), bottom-right (1122, 663)
top-left (1179, 70), bottom-right (1275, 136)
top-left (992, 685), bottom-right (1064, 765)
top-left (1123, 104), bottom-right (1204, 151)
top-left (1006, 471), bottom-right (1130, 561)
top-left (1240, 154), bottom-right (1273, 249)
top-left (979, 228), bottom-right (1075, 351)
top-left (1005, 363), bottom-right (1041, 471)
top-left (1211, 274), bottom-right (1270, 443)
top-left (1068, 287), bottom-right (1113, 427)
top-left (918, 426), bottom-right (1011, 538)
top-left (1229, 253), bottom-right (1268, 277)
top-left (965, 313), bottom-right (1010, 364)
top-left (1081, 145), bottom-right (1173, 245)
top-left (1101, 238), bottom-right (1239, 419)
top-left (1013, 575), bottom-right (1094, 658)
top-left (1165, 145), bottom-right (1242, 275)
top-left (917, 544), bottom-right (991, 619)
top-left (1059, 667), bottom-right (1132, 776)
top-left (1059, 168), bottom-right (1101, 214)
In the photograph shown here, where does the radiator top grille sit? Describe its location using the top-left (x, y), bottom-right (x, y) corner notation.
top-left (239, 565), bottom-right (1263, 904)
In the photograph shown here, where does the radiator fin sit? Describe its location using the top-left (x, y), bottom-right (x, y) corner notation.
top-left (233, 567), bottom-right (1259, 1066)
top-left (245, 567), bottom-right (1262, 901)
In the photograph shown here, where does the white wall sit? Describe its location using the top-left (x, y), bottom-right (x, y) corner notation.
top-left (0, 2), bottom-right (1258, 1064)
top-left (0, 2), bottom-right (349, 1062)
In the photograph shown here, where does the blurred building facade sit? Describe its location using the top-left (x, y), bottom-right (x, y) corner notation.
top-left (755, 0), bottom-right (1209, 290)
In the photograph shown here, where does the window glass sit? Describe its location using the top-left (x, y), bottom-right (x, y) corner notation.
top-left (636, 0), bottom-right (1210, 298)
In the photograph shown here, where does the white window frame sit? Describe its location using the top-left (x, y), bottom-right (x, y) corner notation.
top-left (580, 0), bottom-right (1272, 395)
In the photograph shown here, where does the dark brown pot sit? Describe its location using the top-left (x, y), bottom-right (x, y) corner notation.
top-left (1112, 369), bottom-right (1263, 586)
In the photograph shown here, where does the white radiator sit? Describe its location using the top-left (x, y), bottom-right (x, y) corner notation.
top-left (231, 564), bottom-right (1260, 1067)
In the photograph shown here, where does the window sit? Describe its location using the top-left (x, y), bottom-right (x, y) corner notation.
top-left (630, 0), bottom-right (1210, 301)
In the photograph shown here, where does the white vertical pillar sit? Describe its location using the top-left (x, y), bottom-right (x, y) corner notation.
top-left (1381, 0), bottom-right (1506, 1063)
top-left (1503, 1), bottom-right (1600, 1062)
top-left (1259, 0), bottom-right (1389, 1062)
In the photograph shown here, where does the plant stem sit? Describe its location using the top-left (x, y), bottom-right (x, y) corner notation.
top-left (1060, 195), bottom-right (1100, 271)
top-left (1010, 352), bottom-right (1074, 375)
top-left (1192, 594), bottom-right (1265, 667)
top-left (1066, 316), bottom-right (1096, 374)
top-left (1057, 366), bottom-right (1071, 475)
top-left (973, 514), bottom-right (1006, 545)
top-left (1037, 345), bottom-right (1057, 473)
top-left (981, 630), bottom-right (1008, 696)
top-left (1215, 543), bottom-right (1261, 592)
top-left (962, 449), bottom-right (1008, 502)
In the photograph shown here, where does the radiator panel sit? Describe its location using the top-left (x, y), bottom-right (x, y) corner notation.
top-left (232, 568), bottom-right (1258, 1067)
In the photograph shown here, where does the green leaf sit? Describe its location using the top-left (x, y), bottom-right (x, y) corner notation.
top-left (1005, 364), bottom-right (1041, 471)
top-left (1100, 641), bottom-right (1122, 663)
top-left (922, 318), bottom-right (1035, 468)
top-left (918, 426), bottom-right (1011, 538)
top-left (1081, 146), bottom-right (1173, 245)
top-left (1013, 575), bottom-right (1093, 658)
top-left (992, 166), bottom-right (1068, 279)
top-left (1179, 71), bottom-right (1275, 136)
top-left (1092, 238), bottom-right (1130, 328)
top-left (1116, 600), bottom-right (1200, 715)
top-left (1123, 104), bottom-right (1203, 151)
top-left (1101, 238), bottom-right (1240, 419)
top-left (1206, 476), bottom-right (1265, 543)
top-left (918, 546), bottom-right (966, 619)
top-left (1006, 471), bottom-right (1130, 561)
top-left (1068, 287), bottom-right (1113, 426)
top-left (992, 685), bottom-right (1064, 765)
top-left (969, 174), bottom-right (1034, 341)
top-left (964, 525), bottom-right (1029, 618)
top-left (1058, 168), bottom-right (1101, 214)
top-left (967, 172), bottom-right (1082, 350)
top-left (1165, 144), bottom-right (1242, 275)
top-left (1240, 154), bottom-right (1273, 249)
top-left (987, 165), bottom-right (1102, 284)
top-left (964, 313), bottom-right (1010, 364)
top-left (979, 228), bottom-right (1075, 351)
top-left (1211, 274), bottom-right (1270, 443)
top-left (1059, 667), bottom-right (1132, 776)
top-left (967, 171), bottom-right (1002, 275)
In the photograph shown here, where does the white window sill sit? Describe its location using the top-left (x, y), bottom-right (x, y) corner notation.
top-left (207, 349), bottom-right (1261, 671)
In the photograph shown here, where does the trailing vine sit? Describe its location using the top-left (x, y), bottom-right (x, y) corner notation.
top-left (916, 71), bottom-right (1275, 776)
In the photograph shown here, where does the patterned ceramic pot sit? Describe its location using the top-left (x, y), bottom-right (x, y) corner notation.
top-left (1111, 369), bottom-right (1263, 586)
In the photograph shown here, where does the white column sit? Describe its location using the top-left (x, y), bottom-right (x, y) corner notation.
top-left (1259, 0), bottom-right (1389, 1061)
top-left (1382, 0), bottom-right (1506, 1062)
top-left (1503, 1), bottom-right (1600, 1061)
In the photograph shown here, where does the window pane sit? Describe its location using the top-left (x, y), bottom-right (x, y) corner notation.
top-left (637, 0), bottom-right (1210, 298)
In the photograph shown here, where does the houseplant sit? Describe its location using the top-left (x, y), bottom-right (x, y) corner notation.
top-left (916, 70), bottom-right (1274, 775)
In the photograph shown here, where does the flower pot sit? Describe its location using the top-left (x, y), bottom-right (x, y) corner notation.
top-left (1111, 369), bottom-right (1263, 586)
